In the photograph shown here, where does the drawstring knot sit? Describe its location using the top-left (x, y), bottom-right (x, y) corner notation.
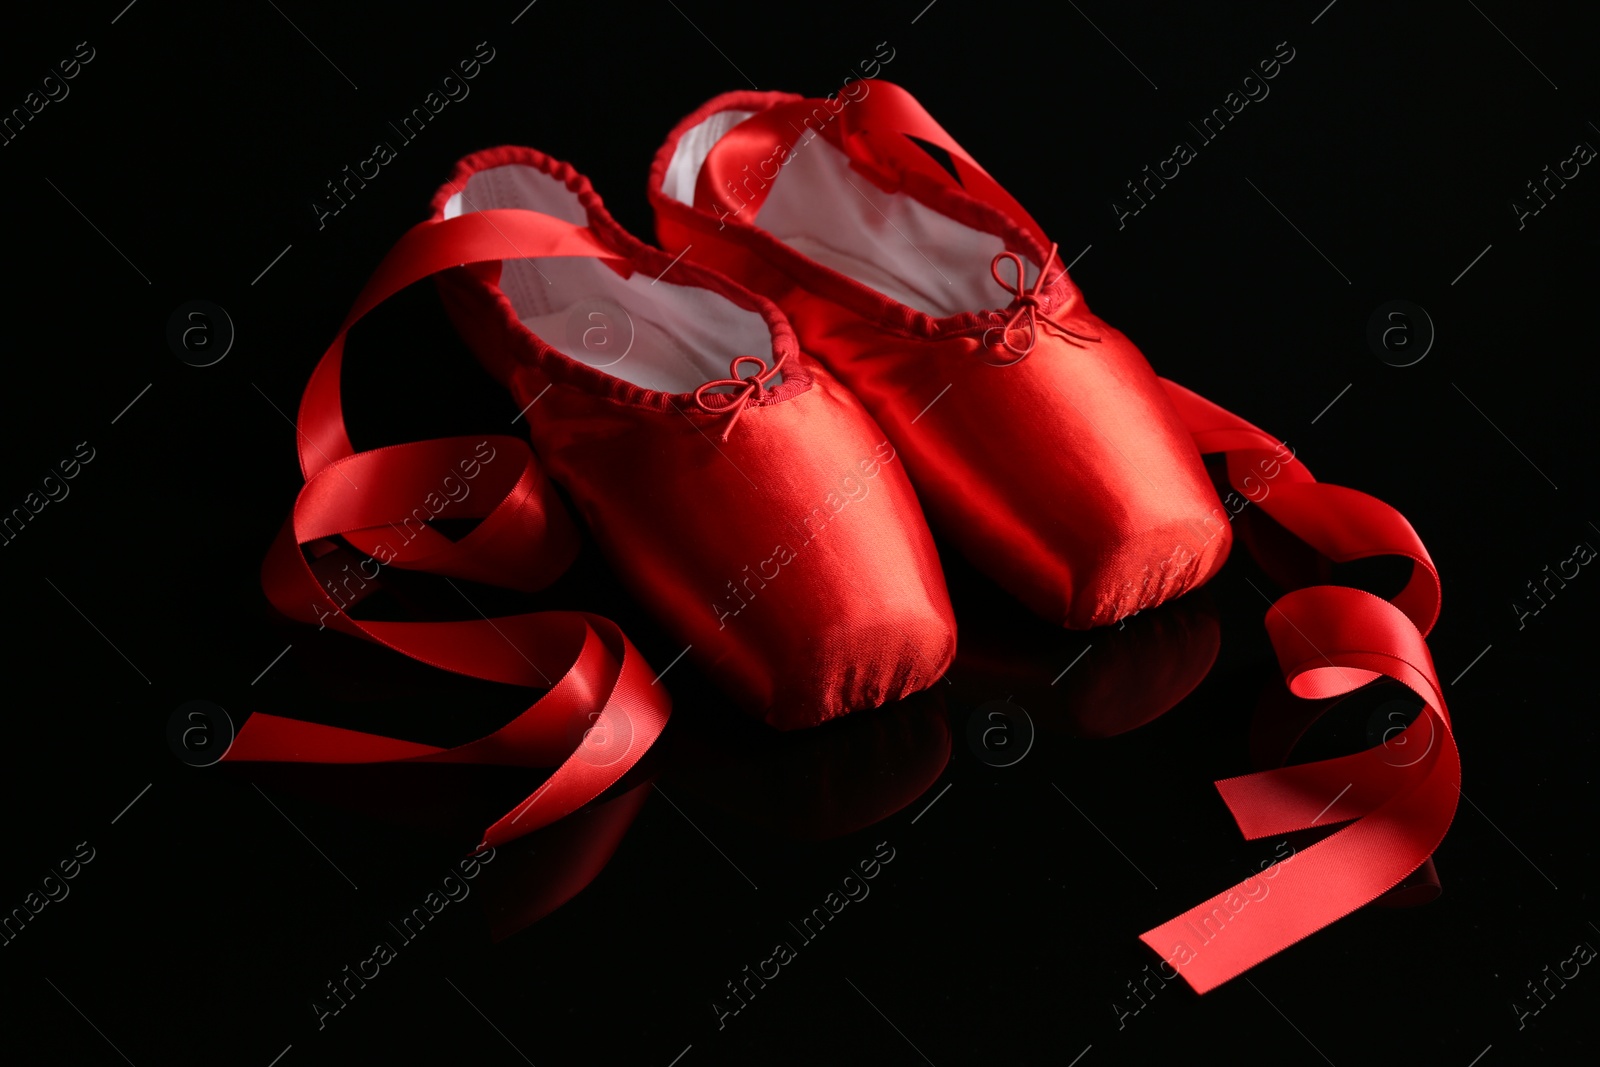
top-left (692, 352), bottom-right (786, 440)
top-left (982, 242), bottom-right (1100, 361)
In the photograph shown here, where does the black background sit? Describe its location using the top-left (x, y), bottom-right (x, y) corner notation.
top-left (2, 1), bottom-right (1596, 1064)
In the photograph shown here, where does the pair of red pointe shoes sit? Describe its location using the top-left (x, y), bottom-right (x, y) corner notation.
top-left (425, 79), bottom-right (1231, 730)
top-left (247, 80), bottom-right (1455, 992)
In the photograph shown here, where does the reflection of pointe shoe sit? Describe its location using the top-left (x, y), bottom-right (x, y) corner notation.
top-left (668, 690), bottom-right (950, 840)
top-left (431, 147), bottom-right (956, 729)
top-left (650, 83), bottom-right (1230, 628)
top-left (1053, 594), bottom-right (1221, 738)
top-left (955, 592), bottom-right (1221, 738)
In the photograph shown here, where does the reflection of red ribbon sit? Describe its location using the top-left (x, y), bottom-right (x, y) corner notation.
top-left (1143, 380), bottom-right (1456, 993)
top-left (224, 209), bottom-right (671, 851)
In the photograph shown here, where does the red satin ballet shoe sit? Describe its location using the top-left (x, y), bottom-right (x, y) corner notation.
top-left (428, 147), bottom-right (956, 729)
top-left (649, 82), bottom-right (1232, 628)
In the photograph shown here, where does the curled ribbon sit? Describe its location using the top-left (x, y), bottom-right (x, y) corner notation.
top-left (1142, 380), bottom-right (1457, 993)
top-left (225, 209), bottom-right (672, 851)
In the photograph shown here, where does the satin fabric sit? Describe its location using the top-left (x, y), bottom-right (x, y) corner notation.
top-left (429, 148), bottom-right (956, 729)
top-left (650, 84), bottom-right (1231, 628)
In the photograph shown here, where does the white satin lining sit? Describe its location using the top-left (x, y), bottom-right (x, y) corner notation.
top-left (661, 107), bottom-right (1030, 317)
top-left (444, 163), bottom-right (777, 394)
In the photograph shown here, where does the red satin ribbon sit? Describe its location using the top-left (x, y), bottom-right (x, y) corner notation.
top-left (225, 209), bottom-right (671, 851)
top-left (1146, 380), bottom-right (1457, 993)
top-left (697, 81), bottom-right (1459, 991)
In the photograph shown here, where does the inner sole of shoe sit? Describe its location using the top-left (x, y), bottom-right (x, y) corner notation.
top-left (662, 106), bottom-right (1038, 318)
top-left (444, 163), bottom-right (778, 394)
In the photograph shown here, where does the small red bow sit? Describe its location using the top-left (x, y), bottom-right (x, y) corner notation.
top-left (983, 242), bottom-right (1100, 361)
top-left (692, 352), bottom-right (787, 441)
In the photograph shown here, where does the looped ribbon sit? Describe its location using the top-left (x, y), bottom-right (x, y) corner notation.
top-left (691, 351), bottom-right (787, 441)
top-left (698, 79), bottom-right (1461, 991)
top-left (983, 242), bottom-right (1100, 360)
top-left (1143, 379), bottom-right (1457, 993)
top-left (224, 207), bottom-right (672, 852)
